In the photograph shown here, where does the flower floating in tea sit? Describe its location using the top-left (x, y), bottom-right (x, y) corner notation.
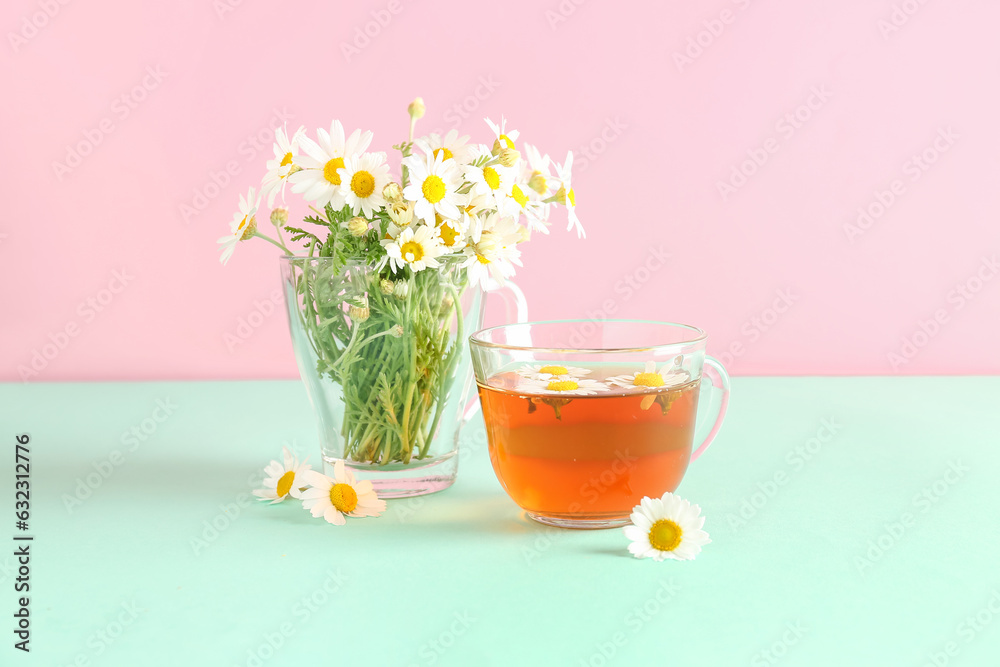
top-left (516, 364), bottom-right (593, 381)
top-left (518, 376), bottom-right (609, 419)
top-left (252, 446), bottom-right (312, 504)
top-left (624, 492), bottom-right (710, 562)
top-left (519, 377), bottom-right (609, 395)
top-left (607, 360), bottom-right (691, 413)
top-left (300, 461), bottom-right (386, 526)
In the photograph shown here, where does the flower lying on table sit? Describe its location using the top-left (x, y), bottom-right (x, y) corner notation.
top-left (254, 449), bottom-right (386, 525)
top-left (252, 446), bottom-right (312, 503)
top-left (624, 492), bottom-right (710, 561)
top-left (301, 461), bottom-right (386, 526)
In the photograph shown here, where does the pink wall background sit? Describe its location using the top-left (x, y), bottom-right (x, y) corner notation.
top-left (3, 0), bottom-right (999, 382)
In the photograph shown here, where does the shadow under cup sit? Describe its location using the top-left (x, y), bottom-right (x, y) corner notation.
top-left (469, 320), bottom-right (730, 529)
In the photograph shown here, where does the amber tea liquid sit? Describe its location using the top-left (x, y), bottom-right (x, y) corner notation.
top-left (478, 370), bottom-right (700, 523)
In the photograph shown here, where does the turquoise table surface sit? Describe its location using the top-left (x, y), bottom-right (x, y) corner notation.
top-left (1, 377), bottom-right (999, 666)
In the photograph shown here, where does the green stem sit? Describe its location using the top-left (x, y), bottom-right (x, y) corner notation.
top-left (421, 283), bottom-right (464, 458)
top-left (254, 231), bottom-right (289, 254)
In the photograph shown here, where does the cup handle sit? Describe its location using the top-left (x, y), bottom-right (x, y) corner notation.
top-left (462, 281), bottom-right (529, 421)
top-left (690, 355), bottom-right (731, 462)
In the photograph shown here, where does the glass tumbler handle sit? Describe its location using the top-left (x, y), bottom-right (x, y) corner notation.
top-left (690, 355), bottom-right (731, 462)
top-left (462, 281), bottom-right (529, 421)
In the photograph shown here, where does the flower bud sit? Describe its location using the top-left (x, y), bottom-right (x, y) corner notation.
top-left (347, 216), bottom-right (369, 237)
top-left (379, 278), bottom-right (395, 295)
top-left (348, 303), bottom-right (370, 322)
top-left (497, 147), bottom-right (520, 168)
top-left (387, 201), bottom-right (413, 226)
top-left (270, 207), bottom-right (289, 226)
top-left (389, 324), bottom-right (404, 338)
top-left (382, 182), bottom-right (403, 203)
top-left (393, 281), bottom-right (410, 299)
top-left (408, 97), bottom-right (425, 119)
top-left (439, 294), bottom-right (454, 316)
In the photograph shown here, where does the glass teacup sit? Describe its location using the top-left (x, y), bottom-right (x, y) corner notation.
top-left (470, 320), bottom-right (730, 529)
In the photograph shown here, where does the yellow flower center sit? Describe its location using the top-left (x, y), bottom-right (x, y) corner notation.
top-left (433, 147), bottom-right (454, 161)
top-left (511, 184), bottom-right (528, 208)
top-left (276, 470), bottom-right (295, 497)
top-left (483, 166), bottom-right (501, 191)
top-left (476, 253), bottom-right (491, 264)
top-left (329, 483), bottom-right (358, 514)
top-left (422, 175), bottom-right (446, 203)
top-left (323, 157), bottom-right (345, 185)
top-left (280, 152), bottom-right (293, 167)
top-left (350, 170), bottom-right (375, 198)
top-left (538, 365), bottom-right (568, 375)
top-left (499, 134), bottom-right (515, 150)
top-left (546, 380), bottom-right (578, 392)
top-left (648, 519), bottom-right (683, 552)
top-left (401, 240), bottom-right (425, 262)
top-left (633, 372), bottom-right (664, 387)
top-left (439, 222), bottom-right (459, 247)
top-left (528, 171), bottom-right (547, 194)
top-left (568, 188), bottom-right (576, 207)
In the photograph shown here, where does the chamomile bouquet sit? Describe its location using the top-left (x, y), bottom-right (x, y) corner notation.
top-left (219, 98), bottom-right (582, 466)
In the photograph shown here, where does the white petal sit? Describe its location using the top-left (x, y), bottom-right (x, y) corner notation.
top-left (630, 511), bottom-right (652, 531)
top-left (639, 497), bottom-right (661, 519)
top-left (303, 470), bottom-right (332, 489)
top-left (623, 525), bottom-right (646, 542)
top-left (324, 507), bottom-right (347, 526)
top-left (627, 540), bottom-right (650, 557)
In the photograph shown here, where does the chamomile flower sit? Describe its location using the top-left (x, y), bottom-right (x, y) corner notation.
top-left (519, 377), bottom-right (609, 395)
top-left (300, 461), bottom-right (386, 526)
top-left (339, 151), bottom-right (391, 217)
top-left (464, 148), bottom-right (514, 207)
top-left (553, 151), bottom-right (584, 238)
top-left (485, 116), bottom-right (520, 153)
top-left (521, 144), bottom-right (554, 197)
top-left (402, 151), bottom-right (465, 224)
top-left (289, 120), bottom-right (373, 208)
top-left (516, 364), bottom-right (592, 381)
top-left (383, 224), bottom-right (445, 273)
top-left (415, 129), bottom-right (474, 165)
top-left (624, 492), bottom-right (710, 562)
top-left (607, 361), bottom-right (690, 390)
top-left (459, 191), bottom-right (495, 218)
top-left (504, 182), bottom-right (550, 233)
top-left (261, 125), bottom-right (305, 207)
top-left (386, 200), bottom-right (415, 228)
top-left (433, 212), bottom-right (469, 251)
top-left (217, 186), bottom-right (260, 265)
top-left (252, 446), bottom-right (312, 504)
top-left (460, 213), bottom-right (523, 287)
